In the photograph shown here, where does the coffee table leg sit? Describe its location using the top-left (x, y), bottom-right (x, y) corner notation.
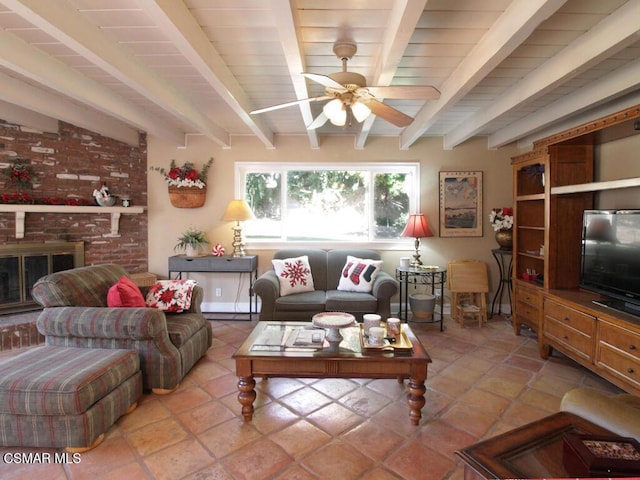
top-left (407, 377), bottom-right (426, 425)
top-left (237, 376), bottom-right (256, 421)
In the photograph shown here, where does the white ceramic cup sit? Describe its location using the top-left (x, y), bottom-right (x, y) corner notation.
top-left (363, 313), bottom-right (381, 335)
top-left (368, 326), bottom-right (385, 346)
top-left (399, 257), bottom-right (410, 268)
top-left (387, 318), bottom-right (401, 338)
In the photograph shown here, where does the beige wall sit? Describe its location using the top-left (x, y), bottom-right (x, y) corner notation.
top-left (148, 134), bottom-right (517, 312)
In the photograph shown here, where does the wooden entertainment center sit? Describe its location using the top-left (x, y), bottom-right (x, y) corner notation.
top-left (511, 104), bottom-right (640, 396)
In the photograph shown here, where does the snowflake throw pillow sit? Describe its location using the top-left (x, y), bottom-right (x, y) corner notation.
top-left (272, 255), bottom-right (315, 296)
top-left (337, 256), bottom-right (383, 293)
top-left (146, 279), bottom-right (197, 313)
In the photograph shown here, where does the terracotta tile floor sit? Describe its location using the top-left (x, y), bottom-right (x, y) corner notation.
top-left (0, 315), bottom-right (621, 480)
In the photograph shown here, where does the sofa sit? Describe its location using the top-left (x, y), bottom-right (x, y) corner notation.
top-left (31, 264), bottom-right (212, 393)
top-left (560, 388), bottom-right (640, 440)
top-left (254, 248), bottom-right (398, 321)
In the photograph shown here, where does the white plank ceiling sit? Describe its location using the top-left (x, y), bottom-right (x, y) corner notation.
top-left (0, 0), bottom-right (638, 149)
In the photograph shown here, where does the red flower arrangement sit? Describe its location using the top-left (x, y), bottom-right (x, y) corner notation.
top-left (150, 158), bottom-right (214, 189)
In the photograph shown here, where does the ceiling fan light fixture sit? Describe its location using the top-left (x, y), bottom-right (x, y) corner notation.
top-left (329, 106), bottom-right (347, 126)
top-left (323, 98), bottom-right (343, 118)
top-left (351, 101), bottom-right (371, 123)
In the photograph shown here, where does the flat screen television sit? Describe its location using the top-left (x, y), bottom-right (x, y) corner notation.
top-left (580, 209), bottom-right (640, 317)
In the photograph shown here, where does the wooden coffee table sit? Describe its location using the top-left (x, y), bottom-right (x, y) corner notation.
top-left (456, 411), bottom-right (615, 479)
top-left (233, 321), bottom-right (431, 425)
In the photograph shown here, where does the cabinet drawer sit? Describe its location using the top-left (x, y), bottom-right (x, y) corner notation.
top-left (598, 321), bottom-right (640, 361)
top-left (515, 285), bottom-right (539, 308)
top-left (597, 345), bottom-right (640, 389)
top-left (515, 301), bottom-right (539, 324)
top-left (169, 255), bottom-right (257, 272)
top-left (544, 317), bottom-right (595, 360)
top-left (543, 299), bottom-right (595, 335)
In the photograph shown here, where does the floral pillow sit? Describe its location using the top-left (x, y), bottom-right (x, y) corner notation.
top-left (145, 280), bottom-right (197, 313)
top-left (337, 256), bottom-right (383, 293)
top-left (272, 255), bottom-right (315, 296)
top-left (107, 275), bottom-right (146, 308)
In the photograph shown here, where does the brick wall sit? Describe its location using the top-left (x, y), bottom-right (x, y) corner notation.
top-left (0, 120), bottom-right (149, 273)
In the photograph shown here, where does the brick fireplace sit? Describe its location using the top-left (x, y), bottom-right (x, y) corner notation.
top-left (0, 119), bottom-right (149, 273)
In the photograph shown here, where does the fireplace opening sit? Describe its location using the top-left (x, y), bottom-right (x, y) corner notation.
top-left (0, 242), bottom-right (84, 315)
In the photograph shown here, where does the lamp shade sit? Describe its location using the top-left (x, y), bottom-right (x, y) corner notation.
top-left (351, 101), bottom-right (371, 123)
top-left (221, 199), bottom-right (255, 222)
top-left (401, 214), bottom-right (433, 238)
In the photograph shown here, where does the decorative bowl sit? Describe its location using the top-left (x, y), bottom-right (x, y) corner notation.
top-left (95, 195), bottom-right (117, 207)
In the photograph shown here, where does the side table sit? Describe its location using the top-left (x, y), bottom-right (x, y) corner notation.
top-left (490, 248), bottom-right (512, 318)
top-left (168, 255), bottom-right (258, 320)
top-left (396, 266), bottom-right (446, 331)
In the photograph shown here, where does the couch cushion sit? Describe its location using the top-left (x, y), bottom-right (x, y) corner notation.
top-left (0, 346), bottom-right (139, 416)
top-left (275, 290), bottom-right (326, 312)
top-left (274, 249), bottom-right (329, 291)
top-left (337, 256), bottom-right (383, 293)
top-left (326, 290), bottom-right (378, 313)
top-left (272, 255), bottom-right (315, 296)
top-left (165, 312), bottom-right (208, 348)
top-left (146, 280), bottom-right (197, 312)
top-left (107, 275), bottom-right (147, 308)
top-left (326, 249), bottom-right (381, 290)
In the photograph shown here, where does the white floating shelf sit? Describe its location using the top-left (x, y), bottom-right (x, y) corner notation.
top-left (0, 205), bottom-right (146, 238)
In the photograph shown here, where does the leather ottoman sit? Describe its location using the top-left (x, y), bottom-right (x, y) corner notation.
top-left (0, 346), bottom-right (142, 451)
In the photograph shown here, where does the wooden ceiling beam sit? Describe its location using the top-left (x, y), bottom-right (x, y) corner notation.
top-left (447, 0), bottom-right (640, 149)
top-left (400, 0), bottom-right (567, 150)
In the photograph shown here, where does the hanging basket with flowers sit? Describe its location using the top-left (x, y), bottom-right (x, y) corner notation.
top-left (150, 158), bottom-right (213, 208)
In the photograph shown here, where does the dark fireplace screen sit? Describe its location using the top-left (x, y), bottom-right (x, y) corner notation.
top-left (0, 242), bottom-right (84, 314)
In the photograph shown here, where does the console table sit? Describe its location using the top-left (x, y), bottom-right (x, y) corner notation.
top-left (490, 248), bottom-right (513, 318)
top-left (396, 266), bottom-right (446, 331)
top-left (168, 255), bottom-right (258, 320)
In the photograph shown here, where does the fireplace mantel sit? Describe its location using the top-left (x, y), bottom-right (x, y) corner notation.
top-left (0, 205), bottom-right (146, 239)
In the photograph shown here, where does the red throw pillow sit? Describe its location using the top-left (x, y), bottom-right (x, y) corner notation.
top-left (107, 275), bottom-right (146, 307)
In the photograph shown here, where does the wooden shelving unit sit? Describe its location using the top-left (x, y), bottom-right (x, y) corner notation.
top-left (511, 104), bottom-right (640, 395)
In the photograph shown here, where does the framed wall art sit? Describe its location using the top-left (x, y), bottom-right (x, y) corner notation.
top-left (439, 171), bottom-right (483, 237)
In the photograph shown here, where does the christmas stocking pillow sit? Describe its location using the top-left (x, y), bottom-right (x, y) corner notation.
top-left (272, 255), bottom-right (315, 296)
top-left (337, 256), bottom-right (383, 293)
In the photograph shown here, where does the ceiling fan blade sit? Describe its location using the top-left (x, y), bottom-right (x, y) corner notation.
top-left (306, 112), bottom-right (329, 130)
top-left (365, 86), bottom-right (441, 100)
top-left (302, 73), bottom-right (347, 91)
top-left (365, 99), bottom-right (414, 127)
top-left (251, 96), bottom-right (331, 115)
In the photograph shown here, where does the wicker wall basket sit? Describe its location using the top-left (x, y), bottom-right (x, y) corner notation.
top-left (168, 186), bottom-right (207, 208)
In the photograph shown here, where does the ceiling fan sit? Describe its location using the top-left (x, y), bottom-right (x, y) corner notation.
top-left (250, 42), bottom-right (440, 129)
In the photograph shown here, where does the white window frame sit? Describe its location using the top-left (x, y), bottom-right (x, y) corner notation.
top-left (235, 162), bottom-right (420, 250)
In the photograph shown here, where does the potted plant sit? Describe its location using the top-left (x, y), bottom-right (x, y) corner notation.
top-left (175, 227), bottom-right (209, 257)
top-left (150, 158), bottom-right (214, 208)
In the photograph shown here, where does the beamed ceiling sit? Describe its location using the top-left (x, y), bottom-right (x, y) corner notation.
top-left (0, 0), bottom-right (639, 149)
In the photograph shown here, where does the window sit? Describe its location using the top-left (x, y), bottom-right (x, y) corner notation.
top-left (237, 163), bottom-right (419, 244)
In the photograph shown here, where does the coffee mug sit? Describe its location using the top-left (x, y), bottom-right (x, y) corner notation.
top-left (387, 318), bottom-right (401, 338)
top-left (363, 314), bottom-right (381, 335)
top-left (368, 326), bottom-right (385, 346)
top-left (399, 257), bottom-right (410, 268)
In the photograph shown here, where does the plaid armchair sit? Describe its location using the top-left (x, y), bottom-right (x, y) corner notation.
top-left (31, 264), bottom-right (212, 393)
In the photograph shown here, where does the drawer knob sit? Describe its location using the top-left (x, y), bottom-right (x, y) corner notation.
top-left (630, 345), bottom-right (637, 351)
top-left (628, 368), bottom-right (635, 374)
top-left (563, 335), bottom-right (569, 340)
top-left (563, 316), bottom-right (570, 322)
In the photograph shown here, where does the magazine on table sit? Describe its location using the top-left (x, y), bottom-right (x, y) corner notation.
top-left (251, 324), bottom-right (326, 351)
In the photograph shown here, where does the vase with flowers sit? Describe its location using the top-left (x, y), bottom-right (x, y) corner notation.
top-left (150, 158), bottom-right (214, 208)
top-left (489, 207), bottom-right (514, 249)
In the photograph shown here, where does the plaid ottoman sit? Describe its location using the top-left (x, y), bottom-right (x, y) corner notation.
top-left (0, 346), bottom-right (142, 451)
